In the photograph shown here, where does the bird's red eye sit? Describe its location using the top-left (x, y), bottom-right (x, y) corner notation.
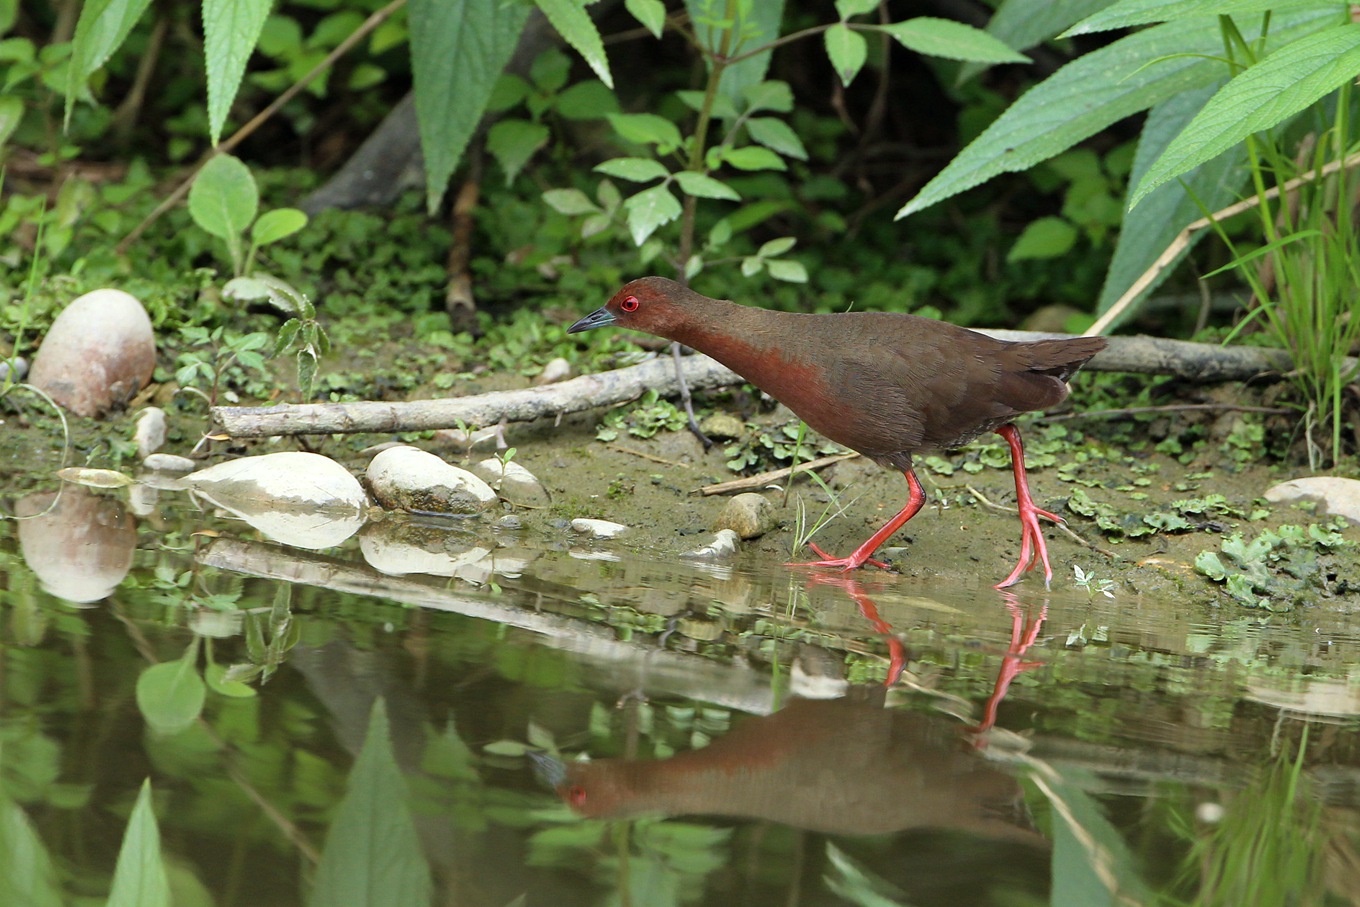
top-left (567, 785), bottom-right (587, 808)
top-left (620, 295), bottom-right (640, 313)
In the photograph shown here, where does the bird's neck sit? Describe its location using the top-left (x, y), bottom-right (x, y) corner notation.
top-left (667, 298), bottom-right (808, 384)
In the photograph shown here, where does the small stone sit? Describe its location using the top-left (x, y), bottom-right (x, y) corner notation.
top-left (683, 528), bottom-right (741, 559)
top-left (367, 446), bottom-right (497, 515)
top-left (535, 357), bottom-right (573, 386)
top-left (134, 406), bottom-right (167, 458)
top-left (142, 453), bottom-right (197, 472)
top-left (1265, 476), bottom-right (1360, 524)
top-left (714, 492), bottom-right (779, 539)
top-left (29, 289), bottom-right (156, 417)
top-left (495, 514), bottom-right (523, 531)
top-left (699, 412), bottom-right (745, 440)
top-left (571, 518), bottom-right (628, 539)
top-left (0, 356), bottom-right (27, 383)
top-left (472, 457), bottom-right (551, 507)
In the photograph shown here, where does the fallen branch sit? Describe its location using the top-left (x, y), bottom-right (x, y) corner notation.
top-left (213, 332), bottom-right (1321, 438)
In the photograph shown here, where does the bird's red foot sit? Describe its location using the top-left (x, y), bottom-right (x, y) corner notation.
top-left (994, 506), bottom-right (1062, 590)
top-left (785, 542), bottom-right (890, 571)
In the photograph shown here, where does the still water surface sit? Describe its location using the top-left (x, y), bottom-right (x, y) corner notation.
top-left (2, 481), bottom-right (1359, 906)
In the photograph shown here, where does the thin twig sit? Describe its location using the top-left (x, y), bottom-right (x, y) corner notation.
top-left (605, 443), bottom-right (694, 468)
top-left (964, 484), bottom-right (1119, 562)
top-left (699, 451), bottom-right (860, 495)
top-left (117, 0), bottom-right (407, 253)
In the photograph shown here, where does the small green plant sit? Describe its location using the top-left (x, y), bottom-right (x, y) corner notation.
top-left (1072, 564), bottom-right (1116, 599)
top-left (188, 153), bottom-right (307, 279)
top-left (271, 288), bottom-right (331, 403)
top-left (1195, 519), bottom-right (1355, 610)
top-left (789, 470), bottom-right (853, 558)
top-left (595, 390), bottom-right (686, 440)
top-left (175, 326), bottom-right (271, 408)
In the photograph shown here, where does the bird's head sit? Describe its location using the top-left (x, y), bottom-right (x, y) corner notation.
top-left (567, 276), bottom-right (692, 339)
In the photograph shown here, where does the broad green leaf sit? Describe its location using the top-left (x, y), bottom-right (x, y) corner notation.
top-left (675, 171), bottom-right (740, 200)
top-left (106, 781), bottom-right (170, 907)
top-left (836, 0), bottom-right (880, 18)
top-left (136, 656), bottom-right (206, 734)
top-left (204, 663), bottom-right (257, 698)
top-left (410, 0), bottom-right (529, 212)
top-left (1097, 82), bottom-right (1245, 323)
top-left (594, 157), bottom-right (670, 182)
top-left (188, 154), bottom-right (258, 242)
top-left (64, 0), bottom-right (153, 128)
top-left (535, 0), bottom-right (613, 88)
top-left (720, 145), bottom-right (787, 171)
top-left (310, 700), bottom-right (432, 907)
top-left (607, 112), bottom-right (683, 148)
top-left (676, 89), bottom-right (740, 119)
top-left (825, 24), bottom-right (867, 86)
top-left (555, 80), bottom-right (620, 119)
top-left (623, 185), bottom-right (682, 245)
top-left (0, 95), bottom-right (23, 148)
top-left (758, 236), bottom-right (796, 257)
top-left (959, 0), bottom-right (1108, 82)
top-left (688, 0), bottom-right (785, 111)
top-left (543, 188), bottom-right (600, 215)
top-left (626, 0), bottom-right (666, 38)
top-left (530, 46), bottom-right (571, 92)
top-left (896, 7), bottom-right (1335, 218)
top-left (745, 117), bottom-right (808, 159)
top-left (1007, 216), bottom-right (1077, 261)
top-left (202, 0), bottom-right (271, 146)
top-left (878, 18), bottom-right (1029, 63)
top-left (1065, 0), bottom-right (1324, 37)
top-left (766, 258), bottom-right (808, 282)
top-left (1131, 23), bottom-right (1360, 207)
top-left (0, 793), bottom-right (60, 907)
top-left (743, 80), bottom-right (794, 114)
top-left (487, 119), bottom-right (550, 185)
top-left (250, 208), bottom-right (307, 246)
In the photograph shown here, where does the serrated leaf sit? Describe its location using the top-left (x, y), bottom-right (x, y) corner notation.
top-left (543, 188), bottom-right (600, 215)
top-left (487, 118), bottom-right (550, 185)
top-left (836, 0), bottom-right (880, 18)
top-left (623, 184), bottom-right (682, 245)
top-left (825, 23), bottom-right (868, 86)
top-left (879, 17), bottom-right (1029, 63)
top-left (593, 156), bottom-right (670, 182)
top-left (758, 236), bottom-right (797, 257)
top-left (896, 8), bottom-right (1336, 219)
top-left (720, 145), bottom-right (787, 171)
top-left (745, 117), bottom-right (808, 160)
top-left (766, 258), bottom-right (808, 282)
top-left (607, 112), bottom-right (683, 148)
top-left (411, 0), bottom-right (529, 212)
top-left (535, 0), bottom-right (613, 88)
top-left (203, 0), bottom-right (272, 146)
top-left (626, 0), bottom-right (666, 37)
top-left (1008, 216), bottom-right (1077, 261)
top-left (188, 154), bottom-right (258, 242)
top-left (105, 781), bottom-right (169, 907)
top-left (1132, 23), bottom-right (1360, 208)
top-left (674, 171), bottom-right (740, 200)
top-left (251, 207), bottom-right (307, 246)
top-left (983, 0), bottom-right (1109, 52)
top-left (1064, 0), bottom-right (1316, 38)
top-left (64, 0), bottom-right (154, 129)
top-left (743, 79), bottom-right (794, 114)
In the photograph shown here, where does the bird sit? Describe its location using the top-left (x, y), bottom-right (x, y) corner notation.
top-left (568, 277), bottom-right (1108, 588)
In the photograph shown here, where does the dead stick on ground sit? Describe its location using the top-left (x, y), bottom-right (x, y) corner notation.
top-left (963, 484), bottom-right (1118, 562)
top-left (698, 452), bottom-right (861, 496)
top-left (606, 443), bottom-right (694, 468)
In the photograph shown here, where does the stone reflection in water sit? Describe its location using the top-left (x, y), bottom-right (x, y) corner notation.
top-left (549, 689), bottom-right (1043, 841)
top-left (15, 485), bottom-right (136, 604)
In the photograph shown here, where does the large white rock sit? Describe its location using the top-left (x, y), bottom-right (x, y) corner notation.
top-left (1265, 476), bottom-right (1360, 524)
top-left (367, 446), bottom-right (497, 515)
top-left (29, 289), bottom-right (156, 417)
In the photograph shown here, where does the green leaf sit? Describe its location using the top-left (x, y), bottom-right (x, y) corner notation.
top-left (896, 8), bottom-right (1336, 219)
top-left (188, 155), bottom-right (258, 243)
top-left (487, 119), bottom-right (550, 185)
top-left (745, 117), bottom-right (808, 160)
top-left (0, 95), bottom-right (23, 148)
top-left (310, 700), bottom-right (432, 907)
top-left (535, 0), bottom-right (613, 88)
top-left (410, 0), bottom-right (529, 212)
top-left (623, 185), bottom-right (682, 245)
top-left (741, 256), bottom-right (764, 277)
top-left (836, 0), bottom-right (880, 18)
top-left (607, 112), bottom-right (683, 148)
top-left (64, 0), bottom-right (154, 129)
top-left (674, 171), bottom-right (740, 200)
top-left (825, 24), bottom-right (868, 86)
top-left (529, 47), bottom-right (571, 92)
top-left (202, 0), bottom-right (272, 146)
top-left (1195, 550), bottom-right (1229, 581)
top-left (555, 80), bottom-right (620, 119)
top-left (543, 188), bottom-right (600, 215)
top-left (758, 236), bottom-right (796, 257)
top-left (0, 792), bottom-right (61, 907)
top-left (766, 258), bottom-right (808, 282)
top-left (676, 89), bottom-right (739, 119)
top-left (205, 663), bottom-right (257, 698)
top-left (688, 0), bottom-right (785, 113)
top-left (135, 654), bottom-right (206, 734)
top-left (743, 80), bottom-right (794, 114)
top-left (106, 781), bottom-right (170, 907)
top-left (1007, 216), bottom-right (1078, 261)
top-left (877, 17), bottom-right (1029, 63)
top-left (626, 0), bottom-right (666, 38)
top-left (1064, 0), bottom-right (1314, 38)
top-left (1132, 23), bottom-right (1360, 207)
top-left (719, 146), bottom-right (787, 171)
top-left (594, 157), bottom-right (670, 182)
top-left (250, 208), bottom-right (307, 246)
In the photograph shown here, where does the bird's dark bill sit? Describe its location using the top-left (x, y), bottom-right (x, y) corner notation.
top-left (567, 306), bottom-right (616, 333)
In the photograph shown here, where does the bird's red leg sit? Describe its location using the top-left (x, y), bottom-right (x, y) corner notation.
top-left (788, 468), bottom-right (926, 571)
top-left (994, 424), bottom-right (1063, 589)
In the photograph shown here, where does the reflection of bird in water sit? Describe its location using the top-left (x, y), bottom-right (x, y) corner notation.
top-left (540, 688), bottom-right (1042, 844)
